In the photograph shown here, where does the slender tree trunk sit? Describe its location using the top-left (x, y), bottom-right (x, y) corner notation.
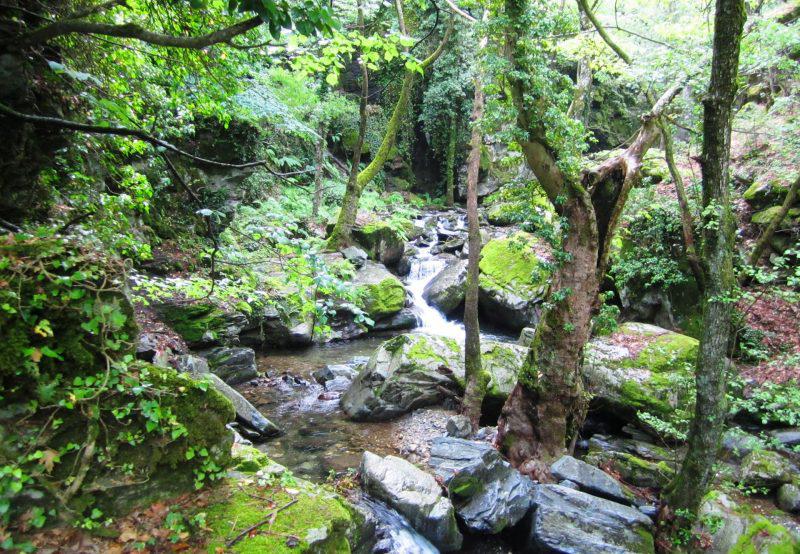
top-left (445, 113), bottom-right (457, 206)
top-left (660, 120), bottom-right (705, 291)
top-left (748, 173), bottom-right (799, 267)
top-left (327, 0), bottom-right (369, 250)
top-left (312, 122), bottom-right (326, 221)
top-left (462, 82), bottom-right (485, 429)
top-left (327, 10), bottom-right (452, 248)
top-left (665, 0), bottom-right (745, 516)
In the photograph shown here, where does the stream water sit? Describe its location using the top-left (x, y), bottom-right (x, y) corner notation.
top-left (237, 212), bottom-right (516, 552)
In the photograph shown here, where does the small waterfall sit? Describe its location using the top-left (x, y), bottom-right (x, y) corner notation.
top-left (405, 215), bottom-right (466, 341)
top-left (356, 497), bottom-right (439, 554)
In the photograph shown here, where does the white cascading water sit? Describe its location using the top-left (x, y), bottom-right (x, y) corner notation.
top-left (404, 216), bottom-right (466, 341)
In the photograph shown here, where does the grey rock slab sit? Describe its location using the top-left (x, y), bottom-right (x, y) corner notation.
top-left (204, 373), bottom-right (281, 438)
top-left (360, 451), bottom-right (462, 552)
top-left (523, 484), bottom-right (654, 554)
top-left (777, 483), bottom-right (800, 513)
top-left (445, 415), bottom-right (473, 439)
top-left (198, 346), bottom-right (258, 385)
top-left (550, 455), bottom-right (634, 505)
top-left (422, 260), bottom-right (467, 315)
top-left (428, 437), bottom-right (535, 534)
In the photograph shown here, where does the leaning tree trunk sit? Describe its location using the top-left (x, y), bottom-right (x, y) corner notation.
top-left (748, 173), bottom-right (799, 267)
top-left (327, 0), bottom-right (369, 250)
top-left (665, 0), bottom-right (745, 516)
top-left (461, 79), bottom-right (485, 429)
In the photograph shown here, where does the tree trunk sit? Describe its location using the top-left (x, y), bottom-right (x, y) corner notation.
top-left (660, 120), bottom-right (705, 292)
top-left (445, 113), bottom-right (457, 207)
top-left (327, 0), bottom-right (369, 250)
top-left (461, 82), bottom-right (485, 429)
top-left (748, 173), bottom-right (799, 267)
top-left (496, 193), bottom-right (598, 478)
top-left (665, 0), bottom-right (745, 516)
top-left (312, 122), bottom-right (326, 221)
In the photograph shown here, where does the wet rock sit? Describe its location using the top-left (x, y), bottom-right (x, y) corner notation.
top-left (777, 484), bottom-right (800, 513)
top-left (522, 484), bottom-right (654, 553)
top-left (396, 244), bottom-right (419, 276)
top-left (550, 455), bottom-right (634, 505)
top-left (340, 333), bottom-right (526, 421)
top-left (478, 232), bottom-right (549, 331)
top-left (313, 364), bottom-right (359, 385)
top-left (445, 415), bottom-right (473, 438)
top-left (423, 260), bottom-right (467, 315)
top-left (240, 305), bottom-right (313, 348)
top-left (341, 245), bottom-right (368, 268)
top-left (518, 326), bottom-right (536, 348)
top-left (203, 373), bottom-right (281, 438)
top-left (360, 451), bottom-right (462, 552)
top-left (428, 437), bottom-right (535, 533)
top-left (372, 308), bottom-right (418, 333)
top-left (737, 450), bottom-right (797, 489)
top-left (198, 346), bottom-right (258, 385)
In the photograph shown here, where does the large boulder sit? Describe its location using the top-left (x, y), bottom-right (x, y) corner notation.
top-left (582, 322), bottom-right (699, 430)
top-left (736, 450), bottom-right (797, 490)
top-left (239, 305), bottom-right (313, 348)
top-left (522, 484), bottom-right (654, 553)
top-left (584, 449), bottom-right (675, 489)
top-left (353, 261), bottom-right (407, 320)
top-left (353, 222), bottom-right (407, 267)
top-left (360, 452), bottom-right (462, 552)
top-left (777, 484), bottom-right (800, 513)
top-left (155, 299), bottom-right (248, 347)
top-left (478, 232), bottom-right (550, 331)
top-left (428, 437), bottom-right (535, 533)
top-left (422, 260), bottom-right (467, 315)
top-left (198, 346), bottom-right (258, 385)
top-left (340, 333), bottom-right (526, 421)
top-left (550, 455), bottom-right (634, 505)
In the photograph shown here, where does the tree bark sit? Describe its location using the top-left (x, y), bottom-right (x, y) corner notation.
top-left (445, 113), bottom-right (458, 206)
top-left (461, 77), bottom-right (485, 429)
top-left (312, 122), bottom-right (326, 221)
top-left (665, 0), bottom-right (745, 516)
top-left (659, 119), bottom-right (705, 292)
top-left (327, 1), bottom-right (369, 250)
top-left (327, 10), bottom-right (452, 248)
top-left (748, 174), bottom-right (799, 267)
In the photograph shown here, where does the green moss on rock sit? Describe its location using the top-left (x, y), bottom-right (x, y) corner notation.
top-left (204, 473), bottom-right (363, 553)
top-left (479, 232), bottom-right (548, 297)
top-left (359, 277), bottom-right (406, 318)
top-left (751, 206), bottom-right (800, 226)
top-left (156, 301), bottom-right (246, 346)
top-left (730, 517), bottom-right (798, 554)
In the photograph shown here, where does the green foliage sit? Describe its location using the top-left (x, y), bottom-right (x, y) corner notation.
top-left (729, 378), bottom-right (800, 427)
top-left (0, 237), bottom-right (233, 542)
top-left (592, 291), bottom-right (620, 336)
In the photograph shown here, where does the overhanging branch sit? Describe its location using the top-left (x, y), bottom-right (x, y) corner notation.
top-left (0, 102), bottom-right (311, 177)
top-left (20, 15), bottom-right (262, 49)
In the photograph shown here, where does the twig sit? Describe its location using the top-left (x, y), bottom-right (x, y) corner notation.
top-left (226, 499), bottom-right (299, 547)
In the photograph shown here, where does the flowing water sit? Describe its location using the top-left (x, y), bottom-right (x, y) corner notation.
top-left (236, 211), bottom-right (517, 552)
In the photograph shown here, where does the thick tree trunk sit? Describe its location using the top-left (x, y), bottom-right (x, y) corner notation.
top-left (497, 194), bottom-right (597, 477)
top-left (665, 0), bottom-right (745, 516)
top-left (312, 122), bottom-right (326, 221)
top-left (461, 83), bottom-right (485, 429)
top-left (748, 173), bottom-right (799, 266)
top-left (445, 113), bottom-right (457, 207)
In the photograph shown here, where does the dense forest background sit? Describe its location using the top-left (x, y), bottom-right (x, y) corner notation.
top-left (0, 0), bottom-right (798, 552)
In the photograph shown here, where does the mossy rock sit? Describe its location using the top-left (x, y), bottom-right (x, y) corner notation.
top-left (204, 469), bottom-right (364, 553)
top-left (751, 206), bottom-right (800, 226)
top-left (155, 300), bottom-right (248, 347)
top-left (358, 277), bottom-right (406, 319)
top-left (582, 322), bottom-right (699, 429)
top-left (584, 450), bottom-right (675, 489)
top-left (478, 232), bottom-right (550, 330)
top-left (737, 450), bottom-right (797, 490)
top-left (353, 222), bottom-right (408, 267)
top-left (729, 517), bottom-right (798, 554)
top-left (743, 178), bottom-right (795, 209)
